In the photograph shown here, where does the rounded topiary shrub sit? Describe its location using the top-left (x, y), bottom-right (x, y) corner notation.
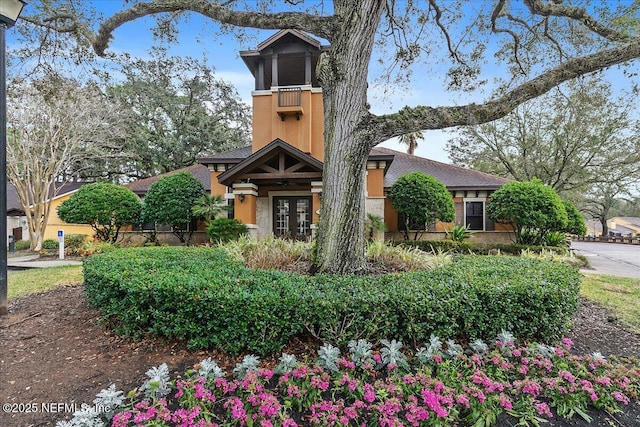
top-left (83, 247), bottom-right (581, 356)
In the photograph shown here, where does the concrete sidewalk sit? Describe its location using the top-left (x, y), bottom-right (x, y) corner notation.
top-left (8, 255), bottom-right (82, 269)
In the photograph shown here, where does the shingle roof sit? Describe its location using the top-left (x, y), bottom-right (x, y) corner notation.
top-left (198, 146), bottom-right (253, 164)
top-left (125, 164), bottom-right (211, 195)
top-left (7, 184), bottom-right (24, 215)
top-left (198, 145), bottom-right (508, 190)
top-left (217, 138), bottom-right (323, 186)
top-left (6, 181), bottom-right (89, 215)
top-left (372, 147), bottom-right (509, 190)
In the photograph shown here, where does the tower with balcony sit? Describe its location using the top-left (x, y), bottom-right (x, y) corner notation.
top-left (199, 30), bottom-right (390, 240)
top-left (240, 29), bottom-right (328, 159)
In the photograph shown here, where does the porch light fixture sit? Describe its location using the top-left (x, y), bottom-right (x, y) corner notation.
top-left (239, 193), bottom-right (245, 203)
top-left (0, 0), bottom-right (27, 316)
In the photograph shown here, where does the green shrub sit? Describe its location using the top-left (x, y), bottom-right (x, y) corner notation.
top-left (42, 239), bottom-right (58, 250)
top-left (64, 234), bottom-right (88, 253)
top-left (141, 172), bottom-right (205, 244)
top-left (57, 183), bottom-right (142, 243)
top-left (14, 240), bottom-right (31, 251)
top-left (562, 199), bottom-right (587, 236)
top-left (395, 240), bottom-right (568, 256)
top-left (388, 172), bottom-right (455, 240)
top-left (84, 247), bottom-right (581, 356)
top-left (543, 231), bottom-right (569, 248)
top-left (445, 224), bottom-right (472, 242)
top-left (487, 179), bottom-right (567, 245)
top-left (207, 218), bottom-right (248, 243)
top-left (364, 213), bottom-right (386, 241)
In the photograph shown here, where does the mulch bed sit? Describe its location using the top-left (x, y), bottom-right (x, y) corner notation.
top-left (1, 284), bottom-right (638, 426)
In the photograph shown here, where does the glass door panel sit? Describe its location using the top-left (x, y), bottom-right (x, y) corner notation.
top-left (273, 196), bottom-right (312, 240)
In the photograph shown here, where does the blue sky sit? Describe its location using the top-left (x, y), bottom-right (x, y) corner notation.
top-left (9, 1), bottom-right (640, 164)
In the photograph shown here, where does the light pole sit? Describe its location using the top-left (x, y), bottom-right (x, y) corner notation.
top-left (0, 0), bottom-right (26, 316)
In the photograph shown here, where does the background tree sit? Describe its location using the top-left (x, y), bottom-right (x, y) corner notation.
top-left (387, 172), bottom-right (454, 240)
top-left (141, 172), bottom-right (205, 244)
top-left (487, 179), bottom-right (568, 245)
top-left (57, 183), bottom-right (142, 243)
top-left (612, 197), bottom-right (640, 218)
top-left (21, 0), bottom-right (640, 273)
top-left (6, 74), bottom-right (124, 250)
top-left (399, 131), bottom-right (424, 155)
top-left (102, 51), bottom-right (251, 181)
top-left (580, 181), bottom-right (630, 237)
top-left (446, 78), bottom-right (640, 197)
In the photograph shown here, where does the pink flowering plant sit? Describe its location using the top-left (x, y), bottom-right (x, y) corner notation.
top-left (56, 334), bottom-right (639, 427)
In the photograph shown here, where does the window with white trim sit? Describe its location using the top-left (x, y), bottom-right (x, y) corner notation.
top-left (464, 199), bottom-right (485, 231)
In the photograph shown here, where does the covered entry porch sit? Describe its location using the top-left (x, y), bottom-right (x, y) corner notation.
top-left (215, 139), bottom-right (323, 240)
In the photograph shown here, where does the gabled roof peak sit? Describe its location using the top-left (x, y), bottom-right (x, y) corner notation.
top-left (256, 29), bottom-right (322, 52)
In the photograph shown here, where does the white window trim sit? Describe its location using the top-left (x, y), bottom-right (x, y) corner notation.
top-left (463, 198), bottom-right (486, 231)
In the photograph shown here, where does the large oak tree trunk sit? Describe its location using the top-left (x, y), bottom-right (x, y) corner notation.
top-left (314, 0), bottom-right (384, 274)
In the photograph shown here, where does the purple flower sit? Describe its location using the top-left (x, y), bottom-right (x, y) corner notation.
top-left (534, 402), bottom-right (553, 418)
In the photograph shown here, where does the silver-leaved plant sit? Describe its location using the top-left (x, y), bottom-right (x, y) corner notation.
top-left (415, 334), bottom-right (444, 364)
top-left (93, 384), bottom-right (124, 420)
top-left (445, 339), bottom-right (463, 359)
top-left (470, 338), bottom-right (489, 355)
top-left (141, 363), bottom-right (171, 399)
top-left (317, 343), bottom-right (341, 372)
top-left (198, 357), bottom-right (225, 381)
top-left (380, 339), bottom-right (409, 369)
top-left (233, 355), bottom-right (260, 379)
top-left (497, 330), bottom-right (515, 346)
top-left (274, 353), bottom-right (298, 374)
top-left (348, 339), bottom-right (374, 367)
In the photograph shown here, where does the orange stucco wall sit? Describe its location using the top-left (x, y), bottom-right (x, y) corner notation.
top-left (210, 171), bottom-right (227, 197)
top-left (384, 198), bottom-right (398, 232)
top-left (312, 193), bottom-right (321, 223)
top-left (310, 92), bottom-right (324, 160)
top-left (252, 88), bottom-right (324, 159)
top-left (235, 193), bottom-right (257, 224)
top-left (44, 192), bottom-right (94, 240)
top-left (366, 169), bottom-right (385, 197)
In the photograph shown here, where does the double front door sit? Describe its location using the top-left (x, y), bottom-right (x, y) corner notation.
top-left (273, 196), bottom-right (312, 240)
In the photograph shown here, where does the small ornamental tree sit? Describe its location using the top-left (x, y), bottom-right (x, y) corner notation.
top-left (487, 179), bottom-right (568, 245)
top-left (57, 183), bottom-right (142, 243)
top-left (141, 172), bottom-right (205, 244)
top-left (562, 200), bottom-right (587, 236)
top-left (388, 172), bottom-right (455, 240)
top-left (192, 194), bottom-right (229, 223)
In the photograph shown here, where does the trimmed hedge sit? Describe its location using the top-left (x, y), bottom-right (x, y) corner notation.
top-left (83, 247), bottom-right (581, 356)
top-left (395, 239), bottom-right (569, 255)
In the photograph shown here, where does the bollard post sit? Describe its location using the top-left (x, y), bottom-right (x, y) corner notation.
top-left (57, 230), bottom-right (64, 260)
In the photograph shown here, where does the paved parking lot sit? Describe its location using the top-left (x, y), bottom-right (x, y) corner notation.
top-left (571, 241), bottom-right (640, 278)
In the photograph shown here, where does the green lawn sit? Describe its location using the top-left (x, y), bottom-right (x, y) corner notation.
top-left (8, 265), bottom-right (83, 300)
top-left (580, 273), bottom-right (640, 333)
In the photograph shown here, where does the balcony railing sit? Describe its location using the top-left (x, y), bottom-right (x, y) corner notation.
top-left (278, 87), bottom-right (302, 107)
